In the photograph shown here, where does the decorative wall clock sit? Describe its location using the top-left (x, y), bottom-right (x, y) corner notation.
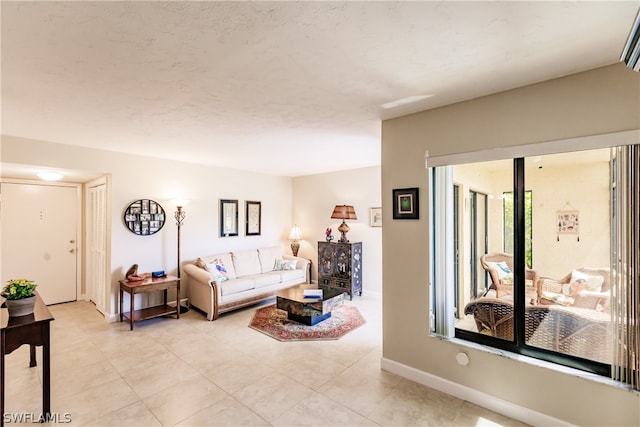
top-left (123, 199), bottom-right (166, 235)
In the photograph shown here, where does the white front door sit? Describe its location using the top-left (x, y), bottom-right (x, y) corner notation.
top-left (1, 182), bottom-right (78, 304)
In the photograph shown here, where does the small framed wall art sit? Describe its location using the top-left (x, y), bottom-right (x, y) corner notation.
top-left (219, 199), bottom-right (239, 237)
top-left (369, 207), bottom-right (382, 227)
top-left (245, 200), bottom-right (261, 236)
top-left (557, 210), bottom-right (579, 234)
top-left (392, 187), bottom-right (419, 220)
top-left (123, 199), bottom-right (166, 235)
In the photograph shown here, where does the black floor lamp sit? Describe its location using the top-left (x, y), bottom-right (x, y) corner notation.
top-left (173, 199), bottom-right (189, 313)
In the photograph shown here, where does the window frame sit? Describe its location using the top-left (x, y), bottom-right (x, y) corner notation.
top-left (432, 155), bottom-right (613, 377)
top-left (503, 190), bottom-right (533, 269)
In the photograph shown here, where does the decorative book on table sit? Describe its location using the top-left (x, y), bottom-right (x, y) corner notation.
top-left (303, 289), bottom-right (323, 299)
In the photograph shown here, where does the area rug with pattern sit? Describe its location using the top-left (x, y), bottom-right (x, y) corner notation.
top-left (249, 304), bottom-right (366, 341)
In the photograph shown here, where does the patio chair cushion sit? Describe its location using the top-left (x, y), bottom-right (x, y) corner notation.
top-left (570, 269), bottom-right (605, 292)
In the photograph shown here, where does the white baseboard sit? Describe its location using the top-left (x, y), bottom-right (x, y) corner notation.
top-left (380, 357), bottom-right (571, 427)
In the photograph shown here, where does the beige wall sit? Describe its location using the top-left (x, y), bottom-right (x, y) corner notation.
top-left (381, 63), bottom-right (640, 426)
top-left (528, 151), bottom-right (611, 279)
top-left (1, 136), bottom-right (294, 318)
top-left (292, 166), bottom-right (382, 294)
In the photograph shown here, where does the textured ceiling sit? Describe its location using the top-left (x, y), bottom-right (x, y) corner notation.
top-left (1, 1), bottom-right (638, 177)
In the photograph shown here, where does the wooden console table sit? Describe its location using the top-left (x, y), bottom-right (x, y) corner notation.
top-left (119, 275), bottom-right (180, 331)
top-left (1, 293), bottom-right (54, 427)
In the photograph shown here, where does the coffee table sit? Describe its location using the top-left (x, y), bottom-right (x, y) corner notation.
top-left (276, 285), bottom-right (345, 325)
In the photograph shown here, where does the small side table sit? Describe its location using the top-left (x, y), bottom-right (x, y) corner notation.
top-left (119, 275), bottom-right (180, 331)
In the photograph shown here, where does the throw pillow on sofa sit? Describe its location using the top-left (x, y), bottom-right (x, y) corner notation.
top-left (205, 258), bottom-right (229, 283)
top-left (570, 270), bottom-right (604, 292)
top-left (274, 258), bottom-right (298, 271)
top-left (562, 282), bottom-right (584, 297)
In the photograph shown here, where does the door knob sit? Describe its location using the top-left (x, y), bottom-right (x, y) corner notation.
top-left (69, 249), bottom-right (75, 254)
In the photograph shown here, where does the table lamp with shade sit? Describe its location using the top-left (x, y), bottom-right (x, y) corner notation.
top-left (331, 205), bottom-right (357, 243)
top-left (289, 225), bottom-right (302, 256)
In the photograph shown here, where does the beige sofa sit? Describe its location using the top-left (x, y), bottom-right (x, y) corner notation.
top-left (183, 246), bottom-right (309, 320)
top-left (538, 267), bottom-right (611, 311)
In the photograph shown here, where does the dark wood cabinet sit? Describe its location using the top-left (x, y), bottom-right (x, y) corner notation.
top-left (317, 241), bottom-right (362, 300)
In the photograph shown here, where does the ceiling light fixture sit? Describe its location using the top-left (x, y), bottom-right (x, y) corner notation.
top-left (381, 94), bottom-right (434, 109)
top-left (37, 172), bottom-right (63, 181)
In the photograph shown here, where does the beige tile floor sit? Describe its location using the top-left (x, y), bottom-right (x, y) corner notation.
top-left (4, 294), bottom-right (529, 426)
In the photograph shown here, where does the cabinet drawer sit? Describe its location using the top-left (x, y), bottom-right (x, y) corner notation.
top-left (319, 277), bottom-right (332, 286)
top-left (332, 279), bottom-right (350, 289)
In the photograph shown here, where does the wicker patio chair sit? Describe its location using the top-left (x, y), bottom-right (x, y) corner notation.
top-left (480, 253), bottom-right (540, 303)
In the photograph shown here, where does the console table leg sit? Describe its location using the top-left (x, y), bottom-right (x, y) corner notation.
top-left (42, 324), bottom-right (51, 419)
top-left (1, 333), bottom-right (5, 427)
top-left (130, 291), bottom-right (134, 331)
top-left (29, 345), bottom-right (36, 367)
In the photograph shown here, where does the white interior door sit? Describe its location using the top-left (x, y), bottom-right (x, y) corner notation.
top-left (87, 178), bottom-right (108, 315)
top-left (1, 182), bottom-right (78, 304)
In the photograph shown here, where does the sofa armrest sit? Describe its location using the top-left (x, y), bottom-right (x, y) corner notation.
top-left (283, 255), bottom-right (310, 282)
top-left (183, 263), bottom-right (215, 286)
top-left (573, 290), bottom-right (610, 311)
top-left (183, 263), bottom-right (221, 320)
top-left (539, 277), bottom-right (563, 294)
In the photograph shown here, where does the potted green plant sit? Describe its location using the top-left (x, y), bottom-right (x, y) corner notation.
top-left (2, 278), bottom-right (37, 317)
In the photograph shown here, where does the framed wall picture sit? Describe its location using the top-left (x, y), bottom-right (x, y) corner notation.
top-left (245, 200), bottom-right (261, 236)
top-left (219, 199), bottom-right (238, 237)
top-left (557, 210), bottom-right (579, 234)
top-left (123, 199), bottom-right (166, 235)
top-left (392, 187), bottom-right (419, 220)
top-left (370, 207), bottom-right (382, 227)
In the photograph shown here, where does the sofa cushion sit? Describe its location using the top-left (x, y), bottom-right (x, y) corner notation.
top-left (278, 268), bottom-right (305, 283)
top-left (198, 253), bottom-right (237, 279)
top-left (219, 278), bottom-right (255, 296)
top-left (232, 250), bottom-right (261, 277)
top-left (245, 272), bottom-right (282, 288)
top-left (274, 258), bottom-right (298, 271)
top-left (486, 261), bottom-right (512, 280)
top-left (258, 246), bottom-right (282, 274)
